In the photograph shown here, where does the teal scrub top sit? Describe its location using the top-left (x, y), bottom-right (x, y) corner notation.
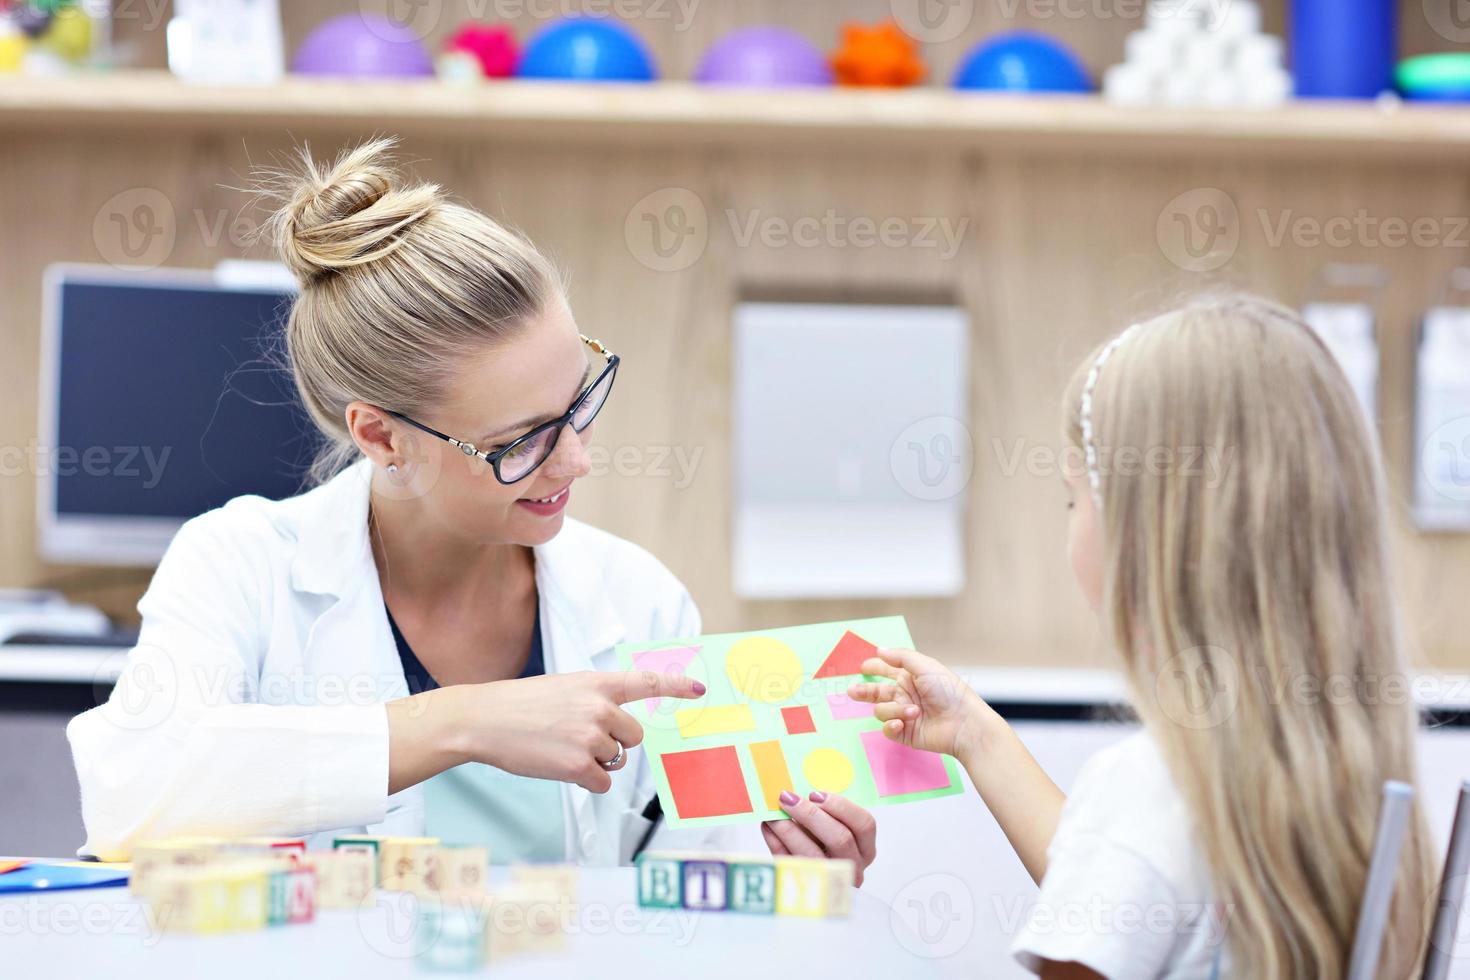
top-left (387, 603), bottom-right (566, 864)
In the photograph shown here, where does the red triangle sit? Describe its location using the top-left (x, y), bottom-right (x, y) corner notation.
top-left (813, 630), bottom-right (879, 679)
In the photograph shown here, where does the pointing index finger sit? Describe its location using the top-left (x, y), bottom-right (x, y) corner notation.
top-left (604, 669), bottom-right (707, 705)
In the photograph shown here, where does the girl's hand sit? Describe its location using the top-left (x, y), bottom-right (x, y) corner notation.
top-left (847, 647), bottom-right (991, 761)
top-left (760, 792), bottom-right (877, 886)
top-left (448, 670), bottom-right (706, 794)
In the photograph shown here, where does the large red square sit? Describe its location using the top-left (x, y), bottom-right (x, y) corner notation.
top-left (662, 745), bottom-right (753, 820)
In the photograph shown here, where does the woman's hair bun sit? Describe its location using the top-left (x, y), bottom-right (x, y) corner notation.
top-left (260, 137), bottom-right (444, 286)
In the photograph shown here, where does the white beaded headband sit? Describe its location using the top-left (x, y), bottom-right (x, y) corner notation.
top-left (1079, 323), bottom-right (1142, 509)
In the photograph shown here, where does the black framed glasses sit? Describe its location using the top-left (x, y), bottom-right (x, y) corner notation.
top-left (388, 334), bottom-right (619, 485)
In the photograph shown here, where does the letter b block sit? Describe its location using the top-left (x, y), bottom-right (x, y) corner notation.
top-left (636, 854), bottom-right (682, 909)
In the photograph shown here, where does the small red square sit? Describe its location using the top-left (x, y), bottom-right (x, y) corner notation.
top-left (781, 705), bottom-right (817, 735)
top-left (663, 745), bottom-right (753, 820)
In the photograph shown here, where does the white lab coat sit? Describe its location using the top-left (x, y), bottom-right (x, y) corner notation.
top-left (67, 457), bottom-right (749, 862)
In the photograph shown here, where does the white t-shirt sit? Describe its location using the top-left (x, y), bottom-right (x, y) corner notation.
top-left (1011, 731), bottom-right (1233, 979)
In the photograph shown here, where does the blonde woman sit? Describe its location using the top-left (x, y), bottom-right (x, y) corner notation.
top-left (67, 139), bottom-right (878, 878)
top-left (852, 295), bottom-right (1437, 977)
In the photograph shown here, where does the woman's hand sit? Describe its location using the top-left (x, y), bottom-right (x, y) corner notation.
top-left (760, 792), bottom-right (877, 886)
top-left (431, 670), bottom-right (705, 794)
top-left (847, 647), bottom-right (992, 760)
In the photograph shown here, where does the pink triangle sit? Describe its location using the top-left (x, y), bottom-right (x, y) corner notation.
top-left (812, 630), bottom-right (879, 679)
top-left (631, 645), bottom-right (700, 715)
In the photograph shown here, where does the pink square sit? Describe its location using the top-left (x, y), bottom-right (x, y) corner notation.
top-left (860, 730), bottom-right (951, 797)
top-left (826, 693), bottom-right (873, 721)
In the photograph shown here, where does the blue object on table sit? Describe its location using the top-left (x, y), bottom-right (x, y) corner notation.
top-left (0, 863), bottom-right (129, 893)
top-left (1397, 54), bottom-right (1470, 102)
top-left (518, 18), bottom-right (657, 82)
top-left (952, 32), bottom-right (1091, 93)
top-left (1290, 0), bottom-right (1396, 99)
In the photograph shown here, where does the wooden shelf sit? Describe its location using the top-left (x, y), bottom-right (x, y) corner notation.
top-left (3, 70), bottom-right (1470, 158)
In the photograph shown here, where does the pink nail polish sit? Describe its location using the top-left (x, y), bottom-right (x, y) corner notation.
top-left (692, 681), bottom-right (706, 695)
top-left (809, 791), bottom-right (828, 804)
top-left (779, 790), bottom-right (799, 807)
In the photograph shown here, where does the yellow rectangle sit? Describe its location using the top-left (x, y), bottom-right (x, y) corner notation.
top-left (674, 703), bottom-right (756, 738)
top-left (749, 740), bottom-right (794, 811)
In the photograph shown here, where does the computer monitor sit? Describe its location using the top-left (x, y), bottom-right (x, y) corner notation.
top-left (38, 264), bottom-right (319, 566)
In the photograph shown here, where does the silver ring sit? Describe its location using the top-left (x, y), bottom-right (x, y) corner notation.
top-left (599, 739), bottom-right (624, 771)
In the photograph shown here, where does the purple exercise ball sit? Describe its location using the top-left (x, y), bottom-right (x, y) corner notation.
top-left (695, 27), bottom-right (832, 87)
top-left (292, 14), bottom-right (434, 78)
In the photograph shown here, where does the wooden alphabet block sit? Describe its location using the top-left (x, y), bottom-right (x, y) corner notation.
top-left (432, 847), bottom-right (490, 894)
top-left (304, 849), bottom-right (375, 910)
top-left (378, 836), bottom-right (441, 894)
top-left (775, 856), bottom-right (854, 918)
top-left (331, 834), bottom-right (387, 884)
top-left (285, 867), bottom-right (317, 924)
top-left (509, 864), bottom-right (578, 902)
top-left (635, 853), bottom-right (682, 909)
top-left (726, 859), bottom-right (776, 914)
top-left (416, 896), bottom-right (487, 972)
top-left (129, 837), bottom-right (221, 895)
top-left (484, 886), bottom-right (568, 958)
top-left (145, 864), bottom-right (269, 933)
top-left (264, 866), bottom-right (290, 926)
top-left (227, 838), bottom-right (307, 867)
top-left (680, 859), bottom-right (727, 910)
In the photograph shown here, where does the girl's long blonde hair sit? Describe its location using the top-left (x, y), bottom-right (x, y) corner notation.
top-left (1065, 293), bottom-right (1437, 978)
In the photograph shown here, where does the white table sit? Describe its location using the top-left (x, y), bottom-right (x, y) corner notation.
top-left (3, 866), bottom-right (946, 980)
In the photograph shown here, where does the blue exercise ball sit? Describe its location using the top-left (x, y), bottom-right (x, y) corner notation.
top-left (518, 18), bottom-right (657, 82)
top-left (953, 32), bottom-right (1091, 93)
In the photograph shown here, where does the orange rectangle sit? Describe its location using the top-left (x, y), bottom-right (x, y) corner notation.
top-left (749, 740), bottom-right (794, 811)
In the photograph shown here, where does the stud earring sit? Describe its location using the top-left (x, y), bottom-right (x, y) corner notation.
top-left (388, 463), bottom-right (399, 474)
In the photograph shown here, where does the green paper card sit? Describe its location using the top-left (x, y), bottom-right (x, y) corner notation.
top-left (616, 615), bottom-right (964, 829)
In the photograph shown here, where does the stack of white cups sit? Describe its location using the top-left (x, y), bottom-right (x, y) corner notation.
top-left (1104, 0), bottom-right (1292, 108)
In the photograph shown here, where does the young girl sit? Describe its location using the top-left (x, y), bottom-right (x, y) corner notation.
top-left (851, 294), bottom-right (1437, 978)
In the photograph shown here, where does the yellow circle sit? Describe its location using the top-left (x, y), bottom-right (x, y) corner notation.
top-left (725, 637), bottom-right (804, 703)
top-left (802, 748), bottom-right (854, 794)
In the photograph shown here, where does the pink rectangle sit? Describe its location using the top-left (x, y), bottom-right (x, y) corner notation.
top-left (826, 693), bottom-right (873, 721)
top-left (860, 730), bottom-right (952, 797)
